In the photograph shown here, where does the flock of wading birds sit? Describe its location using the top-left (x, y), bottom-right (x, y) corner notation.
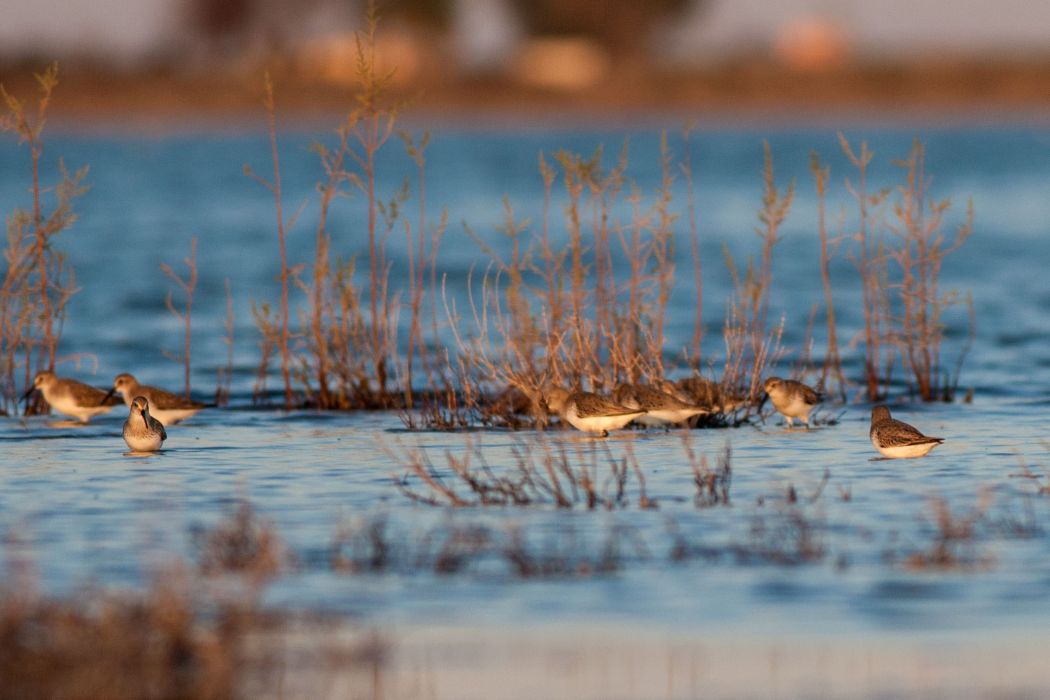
top-left (21, 370), bottom-right (945, 460)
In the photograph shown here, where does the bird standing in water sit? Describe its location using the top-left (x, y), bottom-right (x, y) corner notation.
top-left (543, 388), bottom-right (646, 437)
top-left (22, 371), bottom-right (120, 423)
top-left (122, 396), bottom-right (167, 452)
top-left (763, 376), bottom-right (822, 428)
top-left (104, 373), bottom-right (209, 426)
top-left (869, 405), bottom-right (944, 459)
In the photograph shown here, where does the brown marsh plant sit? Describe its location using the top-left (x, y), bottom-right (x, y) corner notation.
top-left (214, 278), bottom-right (235, 407)
top-left (839, 134), bottom-right (973, 402)
top-left (192, 500), bottom-right (287, 580)
top-left (0, 576), bottom-right (239, 700)
top-left (720, 143), bottom-right (792, 403)
top-left (810, 152), bottom-right (847, 401)
top-left (840, 134), bottom-right (894, 401)
top-left (294, 2), bottom-right (446, 411)
top-left (391, 436), bottom-right (661, 510)
top-left (160, 235), bottom-right (199, 398)
top-left (329, 513), bottom-right (643, 579)
top-left (447, 137), bottom-right (684, 426)
top-left (245, 74), bottom-right (303, 409)
top-left (0, 63), bottom-right (87, 414)
top-left (741, 503), bottom-right (826, 566)
top-left (681, 124), bottom-right (705, 367)
top-left (900, 492), bottom-right (994, 571)
top-left (0, 564), bottom-right (385, 700)
top-left (685, 438), bottom-right (732, 507)
top-left (234, 8), bottom-right (974, 419)
top-left (889, 140), bottom-right (973, 401)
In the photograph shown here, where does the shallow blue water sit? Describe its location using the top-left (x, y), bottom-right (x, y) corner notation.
top-left (1, 121), bottom-right (1050, 639)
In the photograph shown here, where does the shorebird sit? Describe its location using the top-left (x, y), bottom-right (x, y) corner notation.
top-left (763, 376), bottom-right (822, 428)
top-left (869, 405), bottom-right (944, 459)
top-left (122, 396), bottom-right (167, 452)
top-left (662, 376), bottom-right (746, 414)
top-left (543, 388), bottom-right (646, 437)
top-left (613, 382), bottom-right (708, 427)
top-left (22, 370), bottom-right (121, 423)
top-left (104, 373), bottom-right (209, 426)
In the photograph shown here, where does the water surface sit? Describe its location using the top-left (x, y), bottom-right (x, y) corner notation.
top-left (2, 123), bottom-right (1050, 649)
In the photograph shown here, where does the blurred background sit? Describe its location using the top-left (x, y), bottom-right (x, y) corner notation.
top-left (2, 0), bottom-right (1050, 121)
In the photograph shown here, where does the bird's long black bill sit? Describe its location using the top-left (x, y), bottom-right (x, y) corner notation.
top-left (101, 387), bottom-right (117, 406)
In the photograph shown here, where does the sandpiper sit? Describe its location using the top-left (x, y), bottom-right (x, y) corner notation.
top-left (122, 396), bottom-right (167, 452)
top-left (869, 405), bottom-right (944, 459)
top-left (763, 376), bottom-right (822, 427)
top-left (663, 376), bottom-right (746, 414)
top-left (104, 373), bottom-right (209, 426)
top-left (613, 382), bottom-right (708, 427)
top-left (543, 388), bottom-right (646, 437)
top-left (22, 370), bottom-right (121, 423)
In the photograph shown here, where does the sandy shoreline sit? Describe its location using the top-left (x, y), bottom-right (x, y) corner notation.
top-left (274, 621), bottom-right (1050, 699)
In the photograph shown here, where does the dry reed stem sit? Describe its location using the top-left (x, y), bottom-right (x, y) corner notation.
top-left (160, 235), bottom-right (198, 398)
top-left (719, 143), bottom-right (792, 405)
top-left (681, 123), bottom-right (704, 367)
top-left (215, 277), bottom-right (235, 407)
top-left (244, 74), bottom-right (305, 408)
top-left (810, 152), bottom-right (847, 400)
top-left (840, 133), bottom-right (894, 401)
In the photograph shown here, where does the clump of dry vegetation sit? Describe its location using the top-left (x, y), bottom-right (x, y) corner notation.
top-left (192, 4), bottom-right (975, 422)
top-left (687, 438), bottom-right (732, 507)
top-left (247, 2), bottom-right (449, 413)
top-left (889, 140), bottom-right (974, 401)
top-left (837, 135), bottom-right (973, 402)
top-left (0, 63), bottom-right (88, 415)
top-left (329, 512), bottom-right (646, 579)
top-left (666, 502), bottom-right (828, 567)
top-left (894, 493), bottom-right (995, 571)
top-left (192, 499), bottom-right (288, 579)
top-left (451, 139), bottom-right (683, 415)
top-left (0, 565), bottom-right (386, 700)
top-left (0, 577), bottom-right (239, 700)
top-left (392, 437), bottom-right (641, 509)
top-left (0, 9), bottom-right (976, 422)
top-left (391, 435), bottom-right (727, 510)
top-left (6, 469), bottom-right (1034, 699)
top-left (1008, 445), bottom-right (1050, 497)
top-left (741, 503), bottom-right (826, 566)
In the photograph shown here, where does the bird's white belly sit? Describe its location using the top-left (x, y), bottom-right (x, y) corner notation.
top-left (49, 394), bottom-right (111, 422)
top-left (566, 407), bottom-right (639, 434)
top-left (872, 436), bottom-right (939, 459)
top-left (124, 428), bottom-right (164, 452)
top-left (778, 395), bottom-right (812, 419)
top-left (149, 407), bottom-right (199, 426)
top-left (637, 407), bottom-right (702, 426)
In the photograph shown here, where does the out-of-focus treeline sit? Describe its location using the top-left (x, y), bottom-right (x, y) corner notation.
top-left (3, 0), bottom-right (1050, 117)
